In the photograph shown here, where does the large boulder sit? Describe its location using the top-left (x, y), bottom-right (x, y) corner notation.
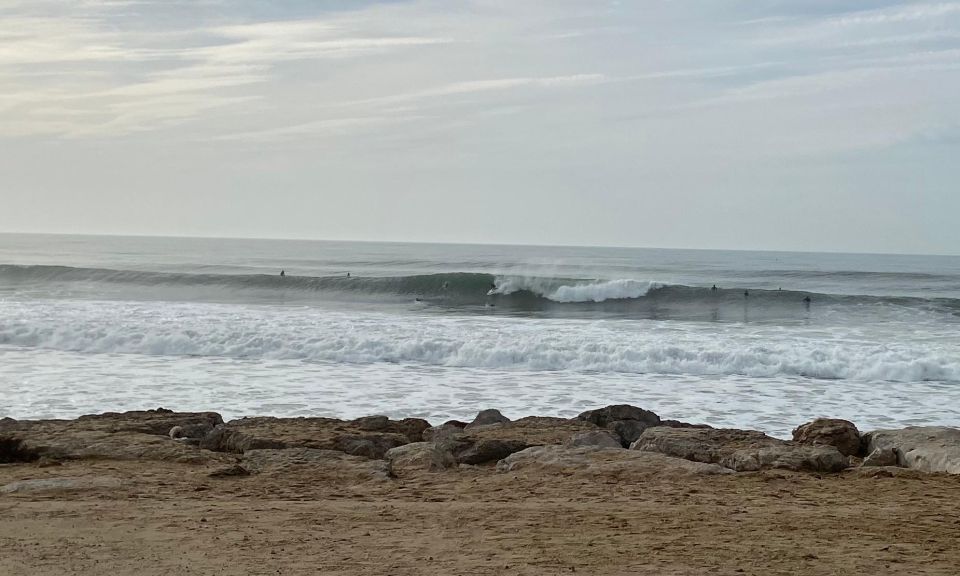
top-left (0, 410), bottom-right (229, 464)
top-left (497, 445), bottom-right (733, 477)
top-left (385, 442), bottom-right (456, 475)
top-left (199, 416), bottom-right (430, 459)
top-left (577, 405), bottom-right (661, 446)
top-left (792, 418), bottom-right (861, 456)
top-left (861, 427), bottom-right (960, 474)
top-left (437, 416), bottom-right (601, 465)
top-left (465, 409), bottom-right (511, 429)
top-left (632, 427), bottom-right (848, 473)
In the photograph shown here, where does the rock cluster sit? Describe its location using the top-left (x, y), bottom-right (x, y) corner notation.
top-left (3, 406), bottom-right (959, 482)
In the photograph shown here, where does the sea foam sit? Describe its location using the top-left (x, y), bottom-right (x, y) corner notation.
top-left (1, 300), bottom-right (957, 383)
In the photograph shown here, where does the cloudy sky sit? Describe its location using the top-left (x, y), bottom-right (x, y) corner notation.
top-left (2, 1), bottom-right (959, 254)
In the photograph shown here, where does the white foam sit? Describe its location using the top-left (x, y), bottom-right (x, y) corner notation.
top-left (489, 277), bottom-right (662, 302)
top-left (1, 299), bottom-right (958, 383)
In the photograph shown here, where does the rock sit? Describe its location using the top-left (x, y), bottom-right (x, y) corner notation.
top-left (0, 411), bottom-right (231, 464)
top-left (456, 439), bottom-right (529, 465)
top-left (577, 405), bottom-right (661, 428)
top-left (497, 445), bottom-right (734, 477)
top-left (73, 409), bottom-right (223, 437)
top-left (660, 419), bottom-right (713, 429)
top-left (466, 409), bottom-right (511, 429)
top-left (862, 427), bottom-right (960, 474)
top-left (208, 464), bottom-right (250, 478)
top-left (352, 415), bottom-right (390, 431)
top-left (385, 442), bottom-right (456, 475)
top-left (792, 418), bottom-right (861, 456)
top-left (577, 405), bottom-right (661, 446)
top-left (1, 476), bottom-right (123, 494)
top-left (632, 427), bottom-right (848, 473)
top-left (565, 431), bottom-right (622, 449)
top-left (607, 420), bottom-right (651, 446)
top-left (862, 447), bottom-right (898, 467)
top-left (422, 423), bottom-right (465, 442)
top-left (241, 448), bottom-right (391, 481)
top-left (0, 437), bottom-right (39, 463)
top-left (198, 416), bottom-right (428, 458)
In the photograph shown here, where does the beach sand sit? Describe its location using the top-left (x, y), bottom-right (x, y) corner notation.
top-left (3, 455), bottom-right (960, 576)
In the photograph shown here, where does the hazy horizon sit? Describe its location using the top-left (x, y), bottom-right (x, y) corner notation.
top-left (4, 230), bottom-right (960, 258)
top-left (2, 1), bottom-right (959, 255)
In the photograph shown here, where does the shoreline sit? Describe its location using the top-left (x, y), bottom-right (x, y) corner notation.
top-left (3, 406), bottom-right (960, 575)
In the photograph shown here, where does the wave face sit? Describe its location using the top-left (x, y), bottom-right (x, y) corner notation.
top-left (2, 264), bottom-right (959, 322)
top-left (1, 300), bottom-right (958, 383)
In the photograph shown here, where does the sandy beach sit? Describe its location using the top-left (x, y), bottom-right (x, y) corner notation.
top-left (3, 408), bottom-right (960, 576)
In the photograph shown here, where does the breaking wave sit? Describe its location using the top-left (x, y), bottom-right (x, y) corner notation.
top-left (0, 300), bottom-right (958, 383)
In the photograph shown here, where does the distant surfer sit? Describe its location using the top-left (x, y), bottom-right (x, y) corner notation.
top-left (744, 289), bottom-right (749, 298)
top-left (711, 285), bottom-right (718, 292)
top-left (803, 295), bottom-right (811, 309)
top-left (442, 281), bottom-right (449, 290)
top-left (280, 270), bottom-right (285, 277)
top-left (346, 272), bottom-right (350, 278)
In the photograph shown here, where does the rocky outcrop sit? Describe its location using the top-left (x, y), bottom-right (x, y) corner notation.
top-left (423, 417), bottom-right (602, 465)
top-left (577, 405), bottom-right (661, 446)
top-left (199, 416), bottom-right (430, 459)
top-left (861, 427), bottom-right (960, 474)
top-left (466, 409), bottom-right (511, 429)
top-left (565, 431), bottom-right (622, 449)
top-left (632, 427), bottom-right (848, 473)
top-left (386, 442), bottom-right (457, 475)
top-left (497, 445), bottom-right (734, 477)
top-left (0, 410), bottom-right (229, 464)
top-left (792, 418), bottom-right (861, 456)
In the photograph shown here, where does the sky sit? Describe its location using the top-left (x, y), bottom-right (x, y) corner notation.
top-left (1, 1), bottom-right (959, 254)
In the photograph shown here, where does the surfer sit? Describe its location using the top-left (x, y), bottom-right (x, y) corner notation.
top-left (711, 285), bottom-right (718, 292)
top-left (803, 295), bottom-right (811, 309)
top-left (346, 272), bottom-right (350, 278)
top-left (744, 289), bottom-right (749, 298)
top-left (280, 270), bottom-right (285, 277)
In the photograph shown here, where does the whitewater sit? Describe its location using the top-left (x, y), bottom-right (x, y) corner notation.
top-left (2, 233), bottom-right (959, 437)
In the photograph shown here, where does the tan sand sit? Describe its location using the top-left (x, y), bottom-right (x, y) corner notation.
top-left (2, 457), bottom-right (960, 576)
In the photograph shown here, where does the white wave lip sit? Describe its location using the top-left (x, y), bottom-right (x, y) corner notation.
top-left (1, 300), bottom-right (959, 383)
top-left (490, 277), bottom-right (662, 303)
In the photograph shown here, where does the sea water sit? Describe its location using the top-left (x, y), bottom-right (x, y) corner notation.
top-left (1, 233), bottom-right (958, 437)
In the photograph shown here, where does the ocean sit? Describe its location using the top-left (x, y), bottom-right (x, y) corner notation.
top-left (1, 233), bottom-right (959, 437)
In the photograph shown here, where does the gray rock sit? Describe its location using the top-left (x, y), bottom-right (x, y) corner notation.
top-left (607, 419), bottom-right (653, 446)
top-left (456, 438), bottom-right (528, 465)
top-left (565, 430), bottom-right (622, 449)
top-left (497, 445), bottom-right (733, 476)
top-left (1, 476), bottom-right (123, 494)
top-left (198, 416), bottom-right (426, 458)
top-left (792, 418), bottom-right (861, 456)
top-left (862, 447), bottom-right (898, 467)
top-left (577, 405), bottom-right (661, 428)
top-left (422, 423), bottom-right (465, 442)
top-left (862, 427), bottom-right (960, 474)
top-left (385, 442), bottom-right (456, 475)
top-left (352, 415), bottom-right (390, 431)
top-left (466, 409), bottom-right (511, 429)
top-left (577, 405), bottom-right (661, 447)
top-left (632, 427), bottom-right (848, 473)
